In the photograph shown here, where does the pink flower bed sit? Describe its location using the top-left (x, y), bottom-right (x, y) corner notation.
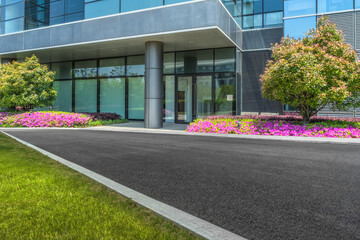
top-left (186, 119), bottom-right (360, 138)
top-left (0, 112), bottom-right (91, 128)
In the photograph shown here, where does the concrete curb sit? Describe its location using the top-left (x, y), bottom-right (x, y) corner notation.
top-left (1, 131), bottom-right (246, 240)
top-left (2, 126), bottom-right (360, 145)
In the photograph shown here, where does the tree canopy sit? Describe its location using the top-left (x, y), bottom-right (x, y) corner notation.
top-left (260, 17), bottom-right (360, 123)
top-left (0, 55), bottom-right (56, 110)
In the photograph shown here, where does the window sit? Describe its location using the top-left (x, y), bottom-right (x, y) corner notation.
top-left (284, 16), bottom-right (316, 39)
top-left (75, 79), bottom-right (97, 112)
top-left (51, 62), bottom-right (72, 79)
top-left (1, 18), bottom-right (24, 34)
top-left (264, 0), bottom-right (283, 13)
top-left (284, 0), bottom-right (316, 17)
top-left (127, 56), bottom-right (145, 76)
top-left (73, 61), bottom-right (97, 78)
top-left (243, 14), bottom-right (262, 29)
top-left (164, 53), bottom-right (175, 74)
top-left (53, 80), bottom-right (72, 112)
top-left (85, 0), bottom-right (120, 19)
top-left (264, 11), bottom-right (283, 28)
top-left (128, 77), bottom-right (145, 119)
top-left (176, 50), bottom-right (213, 74)
top-left (318, 0), bottom-right (353, 13)
top-left (164, 76), bottom-right (175, 122)
top-left (121, 0), bottom-right (163, 12)
top-left (215, 48), bottom-right (235, 72)
top-left (215, 73), bottom-right (236, 115)
top-left (100, 78), bottom-right (126, 116)
top-left (99, 58), bottom-right (125, 77)
top-left (243, 0), bottom-right (262, 15)
top-left (165, 0), bottom-right (192, 4)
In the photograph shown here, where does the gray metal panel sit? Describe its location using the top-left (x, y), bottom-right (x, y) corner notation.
top-left (0, 33), bottom-right (23, 53)
top-left (24, 28), bottom-right (51, 49)
top-left (163, 0), bottom-right (217, 31)
top-left (50, 23), bottom-right (82, 46)
top-left (324, 12), bottom-right (355, 48)
top-left (356, 11), bottom-right (360, 50)
top-left (82, 15), bottom-right (121, 41)
top-left (242, 50), bottom-right (282, 113)
top-left (242, 28), bottom-right (283, 50)
top-left (120, 9), bottom-right (162, 37)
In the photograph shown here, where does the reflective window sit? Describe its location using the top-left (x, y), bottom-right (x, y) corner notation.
top-left (264, 0), bottom-right (282, 12)
top-left (53, 80), bottom-right (72, 112)
top-left (243, 0), bottom-right (262, 15)
top-left (73, 61), bottom-right (97, 78)
top-left (165, 0), bottom-right (192, 4)
top-left (264, 11), bottom-right (283, 28)
top-left (51, 62), bottom-right (72, 79)
top-left (128, 77), bottom-right (145, 119)
top-left (127, 56), bottom-right (145, 76)
top-left (1, 17), bottom-right (24, 34)
top-left (318, 0), bottom-right (353, 13)
top-left (356, 0), bottom-right (360, 9)
top-left (1, 2), bottom-right (25, 21)
top-left (284, 16), bottom-right (316, 39)
top-left (65, 0), bottom-right (83, 14)
top-left (50, 0), bottom-right (65, 18)
top-left (121, 0), bottom-right (163, 12)
top-left (284, 0), bottom-right (316, 17)
top-left (164, 53), bottom-right (175, 74)
top-left (243, 14), bottom-right (262, 29)
top-left (164, 76), bottom-right (175, 122)
top-left (85, 0), bottom-right (120, 19)
top-left (215, 48), bottom-right (235, 72)
top-left (100, 78), bottom-right (126, 116)
top-left (99, 58), bottom-right (125, 77)
top-left (2, 0), bottom-right (23, 5)
top-left (215, 73), bottom-right (236, 115)
top-left (75, 79), bottom-right (97, 112)
top-left (176, 50), bottom-right (213, 74)
top-left (65, 12), bottom-right (83, 22)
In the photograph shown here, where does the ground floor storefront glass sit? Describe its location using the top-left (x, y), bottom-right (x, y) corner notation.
top-left (51, 47), bottom-right (237, 122)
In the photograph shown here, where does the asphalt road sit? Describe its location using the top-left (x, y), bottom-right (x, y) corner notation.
top-left (3, 129), bottom-right (360, 240)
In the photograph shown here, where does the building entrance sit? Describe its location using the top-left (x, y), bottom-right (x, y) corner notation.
top-left (175, 75), bottom-right (213, 123)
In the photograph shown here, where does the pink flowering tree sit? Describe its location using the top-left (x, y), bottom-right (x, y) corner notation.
top-left (0, 55), bottom-right (56, 111)
top-left (260, 17), bottom-right (360, 124)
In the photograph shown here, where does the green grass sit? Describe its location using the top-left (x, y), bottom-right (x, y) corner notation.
top-left (88, 119), bottom-right (129, 127)
top-left (0, 133), bottom-right (202, 240)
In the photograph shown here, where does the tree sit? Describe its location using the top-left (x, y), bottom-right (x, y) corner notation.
top-left (0, 55), bottom-right (57, 110)
top-left (260, 17), bottom-right (360, 123)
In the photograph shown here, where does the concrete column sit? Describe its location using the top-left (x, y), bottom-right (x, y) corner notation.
top-left (145, 41), bottom-right (164, 128)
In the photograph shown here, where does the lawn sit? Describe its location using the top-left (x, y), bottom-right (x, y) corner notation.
top-left (0, 132), bottom-right (202, 240)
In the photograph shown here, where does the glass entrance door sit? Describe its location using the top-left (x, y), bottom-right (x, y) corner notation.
top-left (195, 75), bottom-right (212, 119)
top-left (176, 76), bottom-right (193, 123)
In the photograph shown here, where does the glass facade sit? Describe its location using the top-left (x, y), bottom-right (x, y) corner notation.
top-left (284, 0), bottom-right (357, 39)
top-left (0, 0), bottom-right (194, 34)
top-left (221, 0), bottom-right (283, 29)
top-left (50, 47), bottom-right (237, 122)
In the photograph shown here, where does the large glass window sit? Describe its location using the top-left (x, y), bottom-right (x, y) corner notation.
top-left (356, 0), bottom-right (360, 9)
top-left (53, 80), bottom-right (72, 112)
top-left (164, 0), bottom-right (192, 5)
top-left (243, 14), bottom-right (262, 29)
top-left (73, 61), bottom-right (97, 78)
top-left (164, 76), bottom-right (175, 122)
top-left (1, 17), bottom-right (24, 34)
top-left (264, 0), bottom-right (283, 12)
top-left (121, 0), bottom-right (163, 12)
top-left (75, 79), bottom-right (97, 112)
top-left (85, 0), bottom-right (120, 19)
top-left (176, 50), bottom-right (213, 74)
top-left (284, 16), bottom-right (316, 39)
top-left (65, 0), bottom-right (83, 14)
top-left (51, 62), bottom-right (72, 80)
top-left (128, 77), bottom-right (145, 119)
top-left (318, 0), bottom-right (353, 13)
top-left (99, 58), bottom-right (125, 77)
top-left (215, 48), bottom-right (235, 72)
top-left (215, 73), bottom-right (236, 115)
top-left (243, 0), bottom-right (262, 15)
top-left (1, 2), bottom-right (25, 20)
top-left (264, 11), bottom-right (283, 28)
top-left (127, 56), bottom-right (145, 76)
top-left (284, 0), bottom-right (316, 17)
top-left (100, 78), bottom-right (125, 116)
top-left (164, 53), bottom-right (175, 74)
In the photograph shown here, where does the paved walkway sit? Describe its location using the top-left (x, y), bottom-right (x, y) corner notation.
top-left (3, 129), bottom-right (360, 240)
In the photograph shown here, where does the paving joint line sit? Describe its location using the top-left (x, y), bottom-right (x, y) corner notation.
top-left (1, 130), bottom-right (246, 240)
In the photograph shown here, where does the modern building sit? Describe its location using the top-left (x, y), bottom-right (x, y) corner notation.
top-left (0, 0), bottom-right (358, 127)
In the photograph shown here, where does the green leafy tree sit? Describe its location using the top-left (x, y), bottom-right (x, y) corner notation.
top-left (0, 55), bottom-right (57, 110)
top-left (260, 17), bottom-right (360, 123)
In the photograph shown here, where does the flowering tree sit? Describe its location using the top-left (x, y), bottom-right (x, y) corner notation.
top-left (260, 17), bottom-right (360, 123)
top-left (0, 55), bottom-right (56, 110)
